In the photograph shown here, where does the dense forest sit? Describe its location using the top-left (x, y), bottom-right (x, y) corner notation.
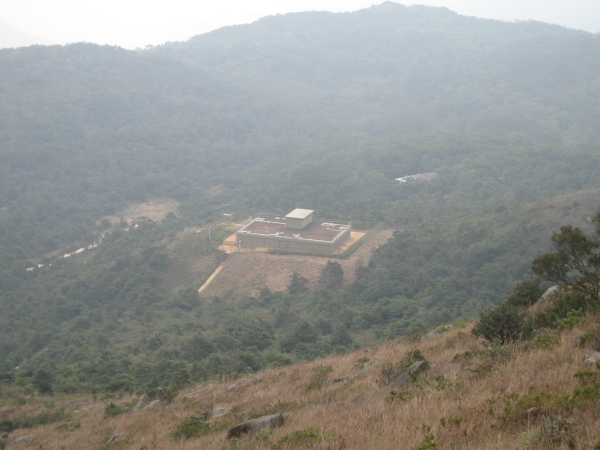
top-left (1, 3), bottom-right (600, 396)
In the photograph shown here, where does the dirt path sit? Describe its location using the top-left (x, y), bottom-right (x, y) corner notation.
top-left (198, 264), bottom-right (224, 293)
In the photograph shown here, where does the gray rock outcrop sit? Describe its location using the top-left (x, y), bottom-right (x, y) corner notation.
top-left (132, 394), bottom-right (150, 412)
top-left (572, 332), bottom-right (585, 346)
top-left (226, 413), bottom-right (284, 439)
top-left (542, 285), bottom-right (559, 299)
top-left (388, 360), bottom-right (430, 389)
top-left (225, 379), bottom-right (249, 393)
top-left (204, 405), bottom-right (231, 421)
top-left (359, 359), bottom-right (376, 374)
top-left (585, 350), bottom-right (600, 364)
top-left (11, 434), bottom-right (35, 447)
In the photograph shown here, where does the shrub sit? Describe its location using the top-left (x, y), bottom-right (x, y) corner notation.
top-left (529, 333), bottom-right (560, 350)
top-left (307, 365), bottom-right (333, 390)
top-left (104, 403), bottom-right (128, 419)
top-left (386, 390), bottom-right (414, 403)
top-left (560, 309), bottom-right (584, 329)
top-left (472, 302), bottom-right (531, 345)
top-left (536, 415), bottom-right (576, 449)
top-left (170, 416), bottom-right (210, 439)
top-left (271, 428), bottom-right (323, 450)
top-left (411, 434), bottom-right (438, 450)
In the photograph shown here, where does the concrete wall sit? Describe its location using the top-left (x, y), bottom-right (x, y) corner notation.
top-left (236, 225), bottom-right (350, 255)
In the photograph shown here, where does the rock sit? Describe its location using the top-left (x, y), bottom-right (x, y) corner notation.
top-left (225, 379), bottom-right (249, 393)
top-left (144, 400), bottom-right (160, 409)
top-left (331, 374), bottom-right (351, 384)
top-left (420, 329), bottom-right (439, 342)
top-left (572, 332), bottom-right (585, 346)
top-left (359, 360), bottom-right (376, 374)
top-left (11, 435), bottom-right (35, 445)
top-left (585, 350), bottom-right (600, 364)
top-left (226, 413), bottom-right (284, 440)
top-left (132, 394), bottom-right (150, 412)
top-left (542, 285), bottom-right (559, 299)
top-left (106, 433), bottom-right (118, 444)
top-left (388, 361), bottom-right (430, 389)
top-left (203, 405), bottom-right (231, 421)
top-left (147, 387), bottom-right (175, 403)
top-left (325, 374), bottom-right (351, 386)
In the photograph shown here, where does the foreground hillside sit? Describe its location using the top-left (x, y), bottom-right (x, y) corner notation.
top-left (1, 306), bottom-right (599, 449)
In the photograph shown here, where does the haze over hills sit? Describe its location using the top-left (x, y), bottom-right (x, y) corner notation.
top-left (0, 2), bottom-right (600, 406)
top-left (0, 21), bottom-right (55, 49)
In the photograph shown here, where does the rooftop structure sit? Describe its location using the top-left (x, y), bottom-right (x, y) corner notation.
top-left (235, 211), bottom-right (351, 254)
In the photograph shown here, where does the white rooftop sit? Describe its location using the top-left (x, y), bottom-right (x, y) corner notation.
top-left (285, 208), bottom-right (314, 220)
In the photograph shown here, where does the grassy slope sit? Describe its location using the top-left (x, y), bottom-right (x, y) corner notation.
top-left (1, 313), bottom-right (599, 449)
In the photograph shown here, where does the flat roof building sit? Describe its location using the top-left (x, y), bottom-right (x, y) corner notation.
top-left (235, 209), bottom-right (350, 254)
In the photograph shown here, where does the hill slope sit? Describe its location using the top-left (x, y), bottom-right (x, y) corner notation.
top-left (1, 312), bottom-right (599, 449)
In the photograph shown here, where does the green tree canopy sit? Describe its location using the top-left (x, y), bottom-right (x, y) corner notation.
top-left (532, 213), bottom-right (600, 300)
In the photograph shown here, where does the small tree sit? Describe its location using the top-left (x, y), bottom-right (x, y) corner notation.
top-left (532, 213), bottom-right (600, 300)
top-left (472, 302), bottom-right (530, 345)
top-left (319, 261), bottom-right (344, 289)
top-left (288, 272), bottom-right (309, 294)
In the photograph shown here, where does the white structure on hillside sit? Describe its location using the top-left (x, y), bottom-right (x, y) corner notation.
top-left (395, 172), bottom-right (437, 183)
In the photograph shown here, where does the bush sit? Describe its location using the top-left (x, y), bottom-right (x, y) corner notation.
top-left (170, 416), bottom-right (210, 439)
top-left (529, 333), bottom-right (560, 350)
top-left (104, 403), bottom-right (128, 418)
top-left (472, 301), bottom-right (531, 344)
top-left (307, 365), bottom-right (334, 390)
top-left (271, 428), bottom-right (323, 450)
top-left (505, 278), bottom-right (544, 307)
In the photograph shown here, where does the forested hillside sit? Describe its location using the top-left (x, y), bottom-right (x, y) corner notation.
top-left (1, 3), bottom-right (600, 395)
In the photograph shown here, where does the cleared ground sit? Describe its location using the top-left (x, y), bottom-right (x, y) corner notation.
top-left (101, 198), bottom-right (180, 226)
top-left (204, 229), bottom-right (392, 299)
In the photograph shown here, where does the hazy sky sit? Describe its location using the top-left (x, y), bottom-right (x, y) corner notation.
top-left (1, 0), bottom-right (599, 49)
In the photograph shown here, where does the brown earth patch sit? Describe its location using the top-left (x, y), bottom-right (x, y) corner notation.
top-left (101, 198), bottom-right (180, 226)
top-left (202, 229), bottom-right (393, 299)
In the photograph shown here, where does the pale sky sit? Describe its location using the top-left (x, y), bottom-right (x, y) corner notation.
top-left (1, 0), bottom-right (599, 49)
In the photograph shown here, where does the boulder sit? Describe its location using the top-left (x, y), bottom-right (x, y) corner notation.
top-left (331, 374), bottom-right (351, 384)
top-left (359, 360), bottom-right (376, 374)
top-left (10, 435), bottom-right (35, 446)
top-left (325, 374), bottom-right (351, 386)
top-left (585, 350), bottom-right (600, 364)
top-left (226, 413), bottom-right (284, 440)
top-left (132, 394), bottom-right (150, 412)
top-left (203, 405), bottom-right (231, 421)
top-left (420, 329), bottom-right (439, 342)
top-left (225, 379), bottom-right (249, 393)
top-left (542, 285), bottom-right (559, 299)
top-left (144, 400), bottom-right (160, 409)
top-left (572, 332), bottom-right (585, 346)
top-left (388, 361), bottom-right (430, 389)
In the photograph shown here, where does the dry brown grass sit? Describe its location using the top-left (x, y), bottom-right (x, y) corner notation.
top-left (3, 321), bottom-right (600, 449)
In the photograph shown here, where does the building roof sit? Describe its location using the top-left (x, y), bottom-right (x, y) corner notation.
top-left (237, 215), bottom-right (348, 243)
top-left (285, 208), bottom-right (314, 220)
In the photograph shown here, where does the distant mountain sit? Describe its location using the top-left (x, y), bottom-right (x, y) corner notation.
top-left (0, 21), bottom-right (55, 49)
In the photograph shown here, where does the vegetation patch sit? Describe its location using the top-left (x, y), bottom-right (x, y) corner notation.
top-left (271, 428), bottom-right (323, 449)
top-left (0, 410), bottom-right (70, 432)
top-left (104, 403), bottom-right (129, 419)
top-left (307, 365), bottom-right (334, 390)
top-left (170, 415), bottom-right (210, 439)
top-left (378, 349), bottom-right (427, 386)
